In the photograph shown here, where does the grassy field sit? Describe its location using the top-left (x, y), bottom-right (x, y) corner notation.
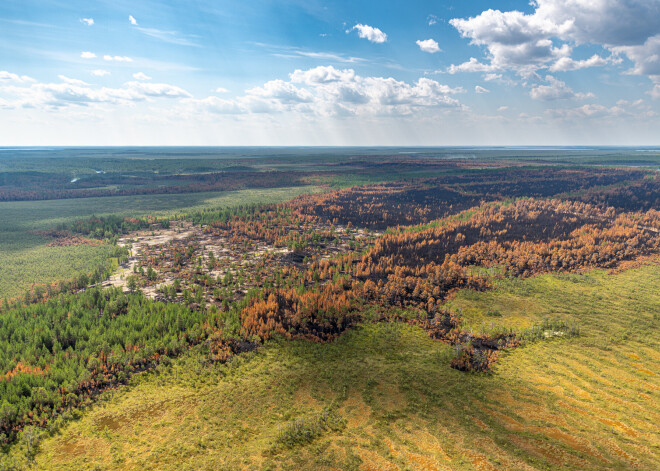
top-left (0, 186), bottom-right (319, 299)
top-left (18, 263), bottom-right (659, 470)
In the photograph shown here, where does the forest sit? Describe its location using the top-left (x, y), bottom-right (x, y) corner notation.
top-left (0, 153), bottom-right (658, 469)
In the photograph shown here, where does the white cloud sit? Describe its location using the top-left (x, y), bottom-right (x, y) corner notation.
top-left (475, 85), bottom-right (490, 94)
top-left (129, 15), bottom-right (138, 26)
top-left (246, 79), bottom-right (314, 104)
top-left (123, 81), bottom-right (191, 98)
top-left (104, 55), bottom-right (133, 62)
top-left (0, 71), bottom-right (35, 83)
top-left (58, 75), bottom-right (89, 86)
top-left (545, 104), bottom-right (623, 120)
top-left (80, 18), bottom-right (94, 26)
top-left (428, 15), bottom-right (439, 26)
top-left (449, 1), bottom-right (660, 80)
top-left (529, 75), bottom-right (594, 101)
top-left (133, 72), bottom-right (152, 81)
top-left (650, 84), bottom-right (660, 100)
top-left (484, 73), bottom-right (502, 81)
top-left (550, 54), bottom-right (620, 72)
top-left (290, 66), bottom-right (356, 84)
top-left (0, 79), bottom-right (190, 109)
top-left (416, 39), bottom-right (441, 53)
top-left (614, 35), bottom-right (660, 76)
top-left (184, 66), bottom-right (464, 117)
top-left (81, 51), bottom-right (96, 59)
top-left (448, 57), bottom-right (497, 74)
top-left (215, 87), bottom-right (229, 93)
top-left (497, 106), bottom-right (509, 111)
top-left (545, 100), bottom-right (655, 121)
top-left (348, 24), bottom-right (387, 43)
top-left (91, 69), bottom-right (110, 77)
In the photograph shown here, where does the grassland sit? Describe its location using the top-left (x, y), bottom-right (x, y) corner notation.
top-left (0, 186), bottom-right (319, 299)
top-left (19, 263), bottom-right (659, 470)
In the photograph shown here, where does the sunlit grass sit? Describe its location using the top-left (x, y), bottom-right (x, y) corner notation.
top-left (20, 263), bottom-right (659, 470)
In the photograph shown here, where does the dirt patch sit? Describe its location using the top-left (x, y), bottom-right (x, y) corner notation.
top-left (31, 230), bottom-right (104, 247)
top-left (94, 402), bottom-right (168, 432)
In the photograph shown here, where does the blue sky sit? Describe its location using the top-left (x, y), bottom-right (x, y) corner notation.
top-left (1, 0), bottom-right (659, 145)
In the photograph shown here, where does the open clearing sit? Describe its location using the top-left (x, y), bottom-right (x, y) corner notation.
top-left (0, 186), bottom-right (319, 299)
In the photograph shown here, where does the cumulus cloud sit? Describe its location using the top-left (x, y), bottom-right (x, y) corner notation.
top-left (447, 57), bottom-right (498, 74)
top-left (290, 66), bottom-right (356, 85)
top-left (129, 15), bottom-right (138, 26)
top-left (133, 72), bottom-right (152, 81)
top-left (0, 71), bottom-right (35, 83)
top-left (0, 78), bottom-right (190, 109)
top-left (416, 39), bottom-right (441, 53)
top-left (215, 87), bottom-right (229, 93)
top-left (529, 75), bottom-right (594, 101)
top-left (81, 51), bottom-right (96, 59)
top-left (448, 1), bottom-right (660, 80)
top-left (348, 24), bottom-right (387, 43)
top-left (80, 18), bottom-right (94, 26)
top-left (498, 106), bottom-right (509, 111)
top-left (123, 81), bottom-right (190, 98)
top-left (428, 15), bottom-right (439, 26)
top-left (1, 65), bottom-right (466, 123)
top-left (246, 79), bottom-right (314, 104)
top-left (104, 55), bottom-right (133, 62)
top-left (550, 54), bottom-right (621, 72)
top-left (184, 65), bottom-right (464, 117)
top-left (475, 85), bottom-right (490, 94)
top-left (614, 35), bottom-right (660, 76)
top-left (484, 73), bottom-right (502, 81)
top-left (91, 70), bottom-right (110, 77)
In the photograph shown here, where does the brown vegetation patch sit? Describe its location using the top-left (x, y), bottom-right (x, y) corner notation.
top-left (31, 230), bottom-right (104, 247)
top-left (603, 440), bottom-right (640, 468)
top-left (464, 450), bottom-right (497, 471)
top-left (356, 446), bottom-right (398, 471)
top-left (543, 428), bottom-right (609, 463)
top-left (507, 434), bottom-right (581, 468)
top-left (340, 396), bottom-right (372, 429)
top-left (598, 418), bottom-right (639, 437)
top-left (472, 416), bottom-right (491, 432)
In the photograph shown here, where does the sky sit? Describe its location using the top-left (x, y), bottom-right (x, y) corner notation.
top-left (1, 0), bottom-right (659, 146)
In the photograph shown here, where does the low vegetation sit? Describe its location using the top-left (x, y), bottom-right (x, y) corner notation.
top-left (4, 264), bottom-right (655, 470)
top-left (0, 152), bottom-right (658, 469)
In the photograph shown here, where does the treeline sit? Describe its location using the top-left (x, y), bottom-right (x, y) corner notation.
top-left (288, 182), bottom-right (485, 229)
top-left (569, 176), bottom-right (660, 212)
top-left (237, 199), bottom-right (660, 343)
top-left (0, 171), bottom-right (312, 202)
top-left (0, 288), bottom-right (245, 444)
top-left (285, 167), bottom-right (653, 229)
top-left (201, 206), bottom-right (351, 252)
top-left (64, 215), bottom-right (169, 239)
